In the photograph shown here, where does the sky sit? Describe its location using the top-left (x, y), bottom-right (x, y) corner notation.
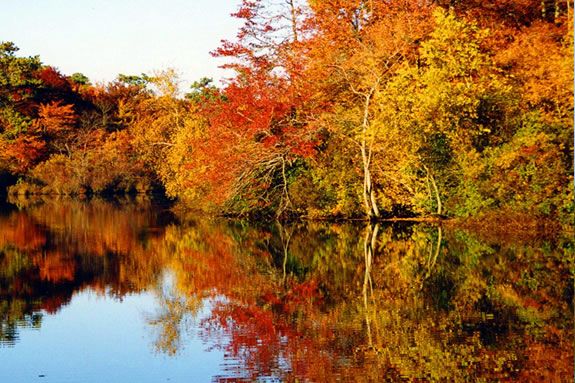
top-left (0, 0), bottom-right (243, 89)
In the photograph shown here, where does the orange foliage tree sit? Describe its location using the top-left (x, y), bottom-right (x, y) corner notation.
top-left (182, 0), bottom-right (319, 216)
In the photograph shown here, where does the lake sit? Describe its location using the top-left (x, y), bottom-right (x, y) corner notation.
top-left (0, 198), bottom-right (573, 382)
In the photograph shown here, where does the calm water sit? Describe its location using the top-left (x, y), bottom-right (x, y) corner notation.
top-left (0, 198), bottom-right (573, 382)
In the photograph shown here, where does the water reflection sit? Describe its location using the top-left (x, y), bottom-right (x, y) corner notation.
top-left (0, 197), bottom-right (172, 346)
top-left (0, 198), bottom-right (573, 382)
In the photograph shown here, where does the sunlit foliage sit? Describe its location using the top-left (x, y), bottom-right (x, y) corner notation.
top-left (0, 0), bottom-right (573, 222)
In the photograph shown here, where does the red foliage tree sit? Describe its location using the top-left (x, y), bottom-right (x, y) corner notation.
top-left (187, 0), bottom-right (320, 213)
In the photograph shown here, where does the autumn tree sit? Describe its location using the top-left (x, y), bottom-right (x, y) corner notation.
top-left (377, 9), bottom-right (514, 216)
top-left (0, 42), bottom-right (43, 176)
top-left (184, 0), bottom-right (318, 216)
top-left (0, 42), bottom-right (42, 127)
top-left (33, 100), bottom-right (78, 153)
top-left (126, 69), bottom-right (206, 196)
top-left (305, 1), bottom-right (433, 218)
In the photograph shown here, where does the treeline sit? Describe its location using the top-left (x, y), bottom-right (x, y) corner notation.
top-left (0, 0), bottom-right (573, 221)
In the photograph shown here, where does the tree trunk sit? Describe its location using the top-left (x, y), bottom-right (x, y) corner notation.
top-left (423, 164), bottom-right (442, 215)
top-left (360, 89), bottom-right (380, 220)
top-left (287, 0), bottom-right (299, 43)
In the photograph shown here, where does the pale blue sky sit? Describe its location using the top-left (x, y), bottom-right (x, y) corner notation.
top-left (0, 0), bottom-right (243, 88)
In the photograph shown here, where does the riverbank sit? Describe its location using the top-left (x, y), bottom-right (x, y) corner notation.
top-left (6, 193), bottom-right (571, 244)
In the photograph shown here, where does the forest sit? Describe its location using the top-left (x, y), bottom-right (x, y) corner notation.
top-left (0, 0), bottom-right (573, 223)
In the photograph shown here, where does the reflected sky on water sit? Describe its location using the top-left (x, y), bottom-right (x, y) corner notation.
top-left (1, 289), bottom-right (222, 383)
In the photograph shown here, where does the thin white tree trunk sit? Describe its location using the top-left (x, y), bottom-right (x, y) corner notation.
top-left (360, 89), bottom-right (380, 219)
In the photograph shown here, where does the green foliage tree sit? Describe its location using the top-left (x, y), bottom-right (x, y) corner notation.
top-left (0, 41), bottom-right (42, 136)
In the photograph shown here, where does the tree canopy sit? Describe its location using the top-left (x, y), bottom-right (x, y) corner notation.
top-left (0, 0), bottom-right (572, 224)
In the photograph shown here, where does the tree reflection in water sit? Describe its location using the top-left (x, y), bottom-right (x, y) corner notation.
top-left (0, 197), bottom-right (171, 345)
top-left (149, 217), bottom-right (573, 382)
top-left (0, 199), bottom-right (572, 382)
